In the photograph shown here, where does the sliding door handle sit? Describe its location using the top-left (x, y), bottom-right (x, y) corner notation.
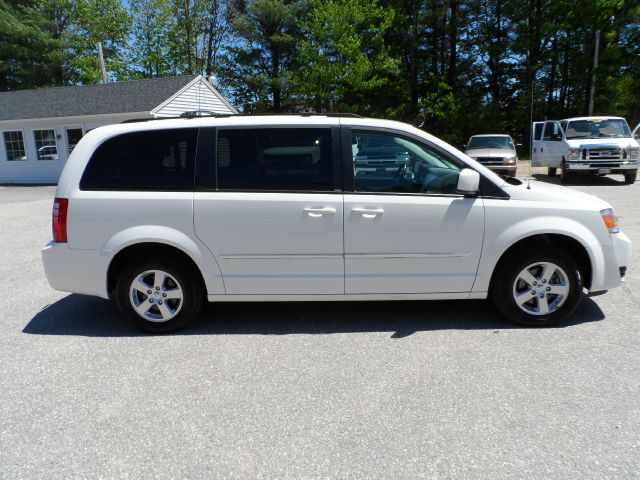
top-left (351, 207), bottom-right (384, 219)
top-left (303, 207), bottom-right (336, 217)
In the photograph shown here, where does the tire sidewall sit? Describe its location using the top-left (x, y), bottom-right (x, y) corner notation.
top-left (560, 158), bottom-right (571, 183)
top-left (493, 249), bottom-right (583, 326)
top-left (115, 258), bottom-right (203, 333)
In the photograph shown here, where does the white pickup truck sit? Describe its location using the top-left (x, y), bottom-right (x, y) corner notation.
top-left (532, 116), bottom-right (640, 184)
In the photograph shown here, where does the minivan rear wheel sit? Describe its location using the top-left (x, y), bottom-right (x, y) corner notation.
top-left (491, 248), bottom-right (583, 326)
top-left (115, 257), bottom-right (203, 332)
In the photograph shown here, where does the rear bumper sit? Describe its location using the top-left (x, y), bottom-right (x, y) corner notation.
top-left (41, 242), bottom-right (110, 299)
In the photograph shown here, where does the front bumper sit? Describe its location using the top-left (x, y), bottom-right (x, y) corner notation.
top-left (591, 231), bottom-right (632, 292)
top-left (566, 160), bottom-right (639, 172)
top-left (41, 242), bottom-right (110, 299)
top-left (479, 163), bottom-right (517, 174)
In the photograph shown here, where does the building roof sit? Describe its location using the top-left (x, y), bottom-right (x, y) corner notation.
top-left (0, 75), bottom-right (198, 122)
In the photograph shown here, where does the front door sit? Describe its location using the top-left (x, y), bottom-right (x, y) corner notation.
top-left (531, 121), bottom-right (544, 166)
top-left (344, 129), bottom-right (485, 294)
top-left (194, 126), bottom-right (344, 295)
top-left (538, 121), bottom-right (564, 168)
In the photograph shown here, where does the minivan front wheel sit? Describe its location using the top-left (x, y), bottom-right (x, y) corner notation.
top-left (115, 258), bottom-right (203, 332)
top-left (492, 249), bottom-right (583, 326)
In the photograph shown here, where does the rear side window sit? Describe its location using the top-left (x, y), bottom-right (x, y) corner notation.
top-left (80, 129), bottom-right (198, 190)
top-left (216, 128), bottom-right (334, 191)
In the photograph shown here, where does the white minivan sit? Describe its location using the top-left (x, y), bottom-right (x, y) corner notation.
top-left (42, 114), bottom-right (631, 332)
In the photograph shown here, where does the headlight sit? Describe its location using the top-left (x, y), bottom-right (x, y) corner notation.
top-left (504, 156), bottom-right (517, 164)
top-left (601, 208), bottom-right (619, 234)
top-left (567, 148), bottom-right (580, 161)
top-left (626, 147), bottom-right (640, 161)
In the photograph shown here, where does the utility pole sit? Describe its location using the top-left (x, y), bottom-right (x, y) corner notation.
top-left (97, 42), bottom-right (109, 84)
top-left (588, 16), bottom-right (614, 116)
top-left (588, 30), bottom-right (600, 116)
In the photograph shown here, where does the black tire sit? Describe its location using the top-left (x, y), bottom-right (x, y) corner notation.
top-left (560, 159), bottom-right (572, 184)
top-left (624, 172), bottom-right (637, 184)
top-left (115, 256), bottom-right (204, 333)
top-left (491, 248), bottom-right (584, 327)
top-left (548, 167), bottom-right (557, 177)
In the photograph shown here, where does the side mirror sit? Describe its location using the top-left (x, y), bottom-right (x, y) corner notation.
top-left (457, 168), bottom-right (480, 195)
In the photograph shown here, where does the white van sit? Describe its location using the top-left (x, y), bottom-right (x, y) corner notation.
top-left (531, 116), bottom-right (640, 183)
top-left (42, 114), bottom-right (631, 332)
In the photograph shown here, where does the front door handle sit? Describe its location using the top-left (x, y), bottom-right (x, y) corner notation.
top-left (351, 207), bottom-right (384, 219)
top-left (303, 207), bottom-right (336, 217)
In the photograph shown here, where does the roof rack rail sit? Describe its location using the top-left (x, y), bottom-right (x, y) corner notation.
top-left (179, 110), bottom-right (234, 118)
top-left (121, 111), bottom-right (363, 124)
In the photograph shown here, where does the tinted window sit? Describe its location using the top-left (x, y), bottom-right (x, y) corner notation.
top-left (216, 128), bottom-right (334, 191)
top-left (80, 129), bottom-right (197, 190)
top-left (352, 130), bottom-right (462, 195)
top-left (534, 123), bottom-right (544, 141)
top-left (543, 122), bottom-right (562, 140)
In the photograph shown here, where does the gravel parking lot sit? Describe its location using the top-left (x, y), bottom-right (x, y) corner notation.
top-left (1, 170), bottom-right (639, 479)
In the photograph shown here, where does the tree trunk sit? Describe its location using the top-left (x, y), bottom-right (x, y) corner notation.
top-left (447, 0), bottom-right (458, 88)
top-left (547, 36), bottom-right (558, 113)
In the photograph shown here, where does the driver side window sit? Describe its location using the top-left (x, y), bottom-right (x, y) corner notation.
top-left (351, 130), bottom-right (462, 195)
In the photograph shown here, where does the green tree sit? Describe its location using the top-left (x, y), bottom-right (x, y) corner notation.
top-left (129, 0), bottom-right (173, 77)
top-left (221, 0), bottom-right (305, 112)
top-left (295, 0), bottom-right (399, 115)
top-left (66, 0), bottom-right (131, 83)
top-left (0, 0), bottom-right (60, 90)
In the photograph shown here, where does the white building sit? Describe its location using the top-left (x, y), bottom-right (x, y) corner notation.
top-left (0, 75), bottom-right (237, 184)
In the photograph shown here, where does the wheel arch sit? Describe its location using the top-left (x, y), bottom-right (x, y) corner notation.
top-left (488, 233), bottom-right (594, 293)
top-left (107, 242), bottom-right (209, 299)
top-left (102, 225), bottom-right (225, 297)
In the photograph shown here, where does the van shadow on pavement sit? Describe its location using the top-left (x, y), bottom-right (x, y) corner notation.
top-left (23, 294), bottom-right (605, 338)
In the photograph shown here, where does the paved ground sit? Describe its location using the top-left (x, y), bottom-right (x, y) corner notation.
top-left (1, 171), bottom-right (639, 479)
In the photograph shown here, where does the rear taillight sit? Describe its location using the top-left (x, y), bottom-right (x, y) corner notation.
top-left (52, 197), bottom-right (68, 243)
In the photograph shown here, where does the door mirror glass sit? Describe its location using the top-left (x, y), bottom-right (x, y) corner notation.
top-left (457, 168), bottom-right (480, 195)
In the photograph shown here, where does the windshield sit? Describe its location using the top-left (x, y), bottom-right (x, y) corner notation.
top-left (467, 136), bottom-right (514, 150)
top-left (565, 119), bottom-right (631, 139)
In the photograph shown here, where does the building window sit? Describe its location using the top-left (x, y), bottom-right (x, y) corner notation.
top-left (33, 129), bottom-right (59, 160)
top-left (3, 131), bottom-right (26, 161)
top-left (65, 128), bottom-right (84, 154)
